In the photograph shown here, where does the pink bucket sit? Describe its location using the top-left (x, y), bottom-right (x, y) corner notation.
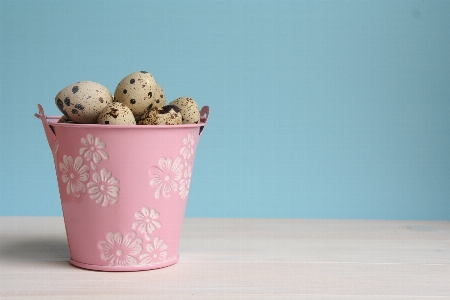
top-left (35, 104), bottom-right (209, 271)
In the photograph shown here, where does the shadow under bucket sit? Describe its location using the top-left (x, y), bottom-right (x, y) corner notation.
top-left (35, 104), bottom-right (209, 271)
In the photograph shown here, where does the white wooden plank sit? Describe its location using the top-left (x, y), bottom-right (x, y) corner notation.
top-left (0, 217), bottom-right (448, 299)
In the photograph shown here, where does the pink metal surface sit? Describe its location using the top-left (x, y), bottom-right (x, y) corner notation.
top-left (35, 104), bottom-right (209, 271)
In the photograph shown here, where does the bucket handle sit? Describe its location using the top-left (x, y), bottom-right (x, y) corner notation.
top-left (34, 104), bottom-right (57, 155)
top-left (199, 106), bottom-right (209, 136)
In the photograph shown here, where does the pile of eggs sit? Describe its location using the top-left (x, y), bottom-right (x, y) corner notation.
top-left (54, 71), bottom-right (200, 125)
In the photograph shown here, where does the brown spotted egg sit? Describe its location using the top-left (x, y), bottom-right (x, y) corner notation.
top-left (97, 102), bottom-right (136, 125)
top-left (55, 81), bottom-right (113, 124)
top-left (114, 71), bottom-right (158, 118)
top-left (57, 115), bottom-right (71, 123)
top-left (141, 82), bottom-right (167, 118)
top-left (138, 105), bottom-right (182, 125)
top-left (169, 96), bottom-right (200, 124)
top-left (152, 83), bottom-right (167, 109)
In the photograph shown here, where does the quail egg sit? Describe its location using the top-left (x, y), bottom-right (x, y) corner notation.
top-left (151, 82), bottom-right (166, 110)
top-left (114, 71), bottom-right (158, 118)
top-left (138, 105), bottom-right (182, 125)
top-left (97, 102), bottom-right (136, 125)
top-left (169, 96), bottom-right (200, 124)
top-left (57, 115), bottom-right (71, 123)
top-left (55, 81), bottom-right (113, 124)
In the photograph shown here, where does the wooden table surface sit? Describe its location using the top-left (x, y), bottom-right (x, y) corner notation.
top-left (0, 217), bottom-right (448, 299)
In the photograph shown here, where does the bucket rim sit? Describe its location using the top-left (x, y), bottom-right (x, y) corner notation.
top-left (35, 104), bottom-right (209, 130)
top-left (46, 116), bottom-right (207, 129)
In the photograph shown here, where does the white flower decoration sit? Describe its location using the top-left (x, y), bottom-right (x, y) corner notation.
top-left (132, 207), bottom-right (162, 240)
top-left (180, 134), bottom-right (194, 159)
top-left (98, 231), bottom-right (142, 266)
top-left (179, 162), bottom-right (192, 200)
top-left (87, 168), bottom-right (119, 206)
top-left (139, 237), bottom-right (168, 265)
top-left (80, 134), bottom-right (108, 170)
top-left (149, 157), bottom-right (183, 198)
top-left (59, 155), bottom-right (89, 198)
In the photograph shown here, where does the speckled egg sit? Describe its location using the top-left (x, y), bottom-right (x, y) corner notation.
top-left (152, 83), bottom-right (167, 109)
top-left (140, 82), bottom-right (167, 120)
top-left (169, 97), bottom-right (200, 124)
top-left (97, 102), bottom-right (136, 125)
top-left (57, 116), bottom-right (71, 123)
top-left (114, 71), bottom-right (158, 118)
top-left (138, 105), bottom-right (182, 125)
top-left (55, 81), bottom-right (113, 124)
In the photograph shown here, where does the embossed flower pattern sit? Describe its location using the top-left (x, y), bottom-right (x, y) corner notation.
top-left (149, 157), bottom-right (183, 198)
top-left (87, 168), bottom-right (120, 206)
top-left (98, 231), bottom-right (143, 266)
top-left (94, 132), bottom-right (202, 266)
top-left (180, 133), bottom-right (194, 159)
top-left (139, 237), bottom-right (168, 265)
top-left (179, 162), bottom-right (192, 200)
top-left (59, 155), bottom-right (89, 198)
top-left (132, 207), bottom-right (162, 240)
top-left (80, 134), bottom-right (108, 170)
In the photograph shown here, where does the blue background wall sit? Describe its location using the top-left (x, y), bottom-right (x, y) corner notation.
top-left (1, 0), bottom-right (449, 219)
